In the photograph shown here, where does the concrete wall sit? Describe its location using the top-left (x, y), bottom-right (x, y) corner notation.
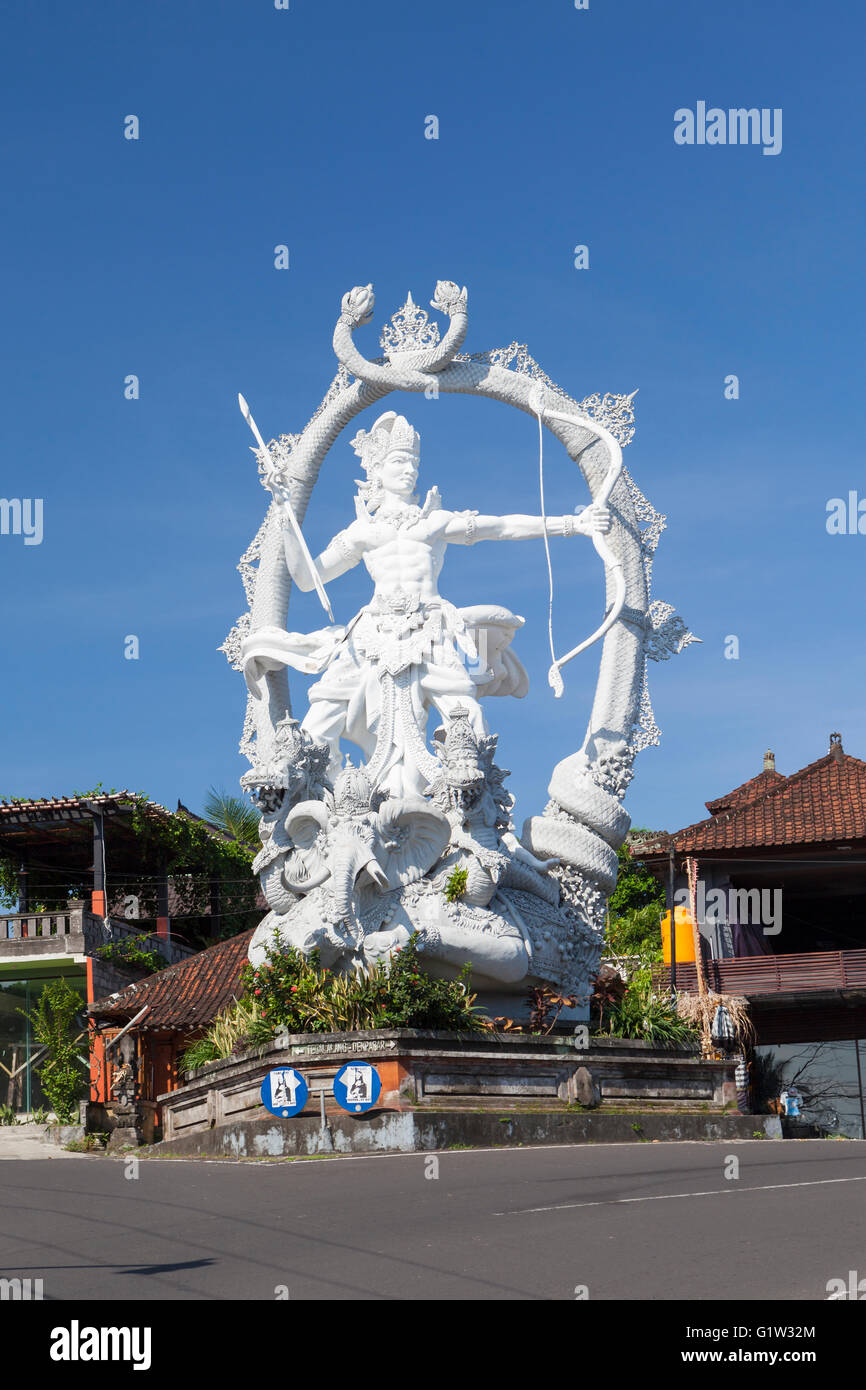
top-left (156, 1030), bottom-right (739, 1150)
top-left (149, 1108), bottom-right (782, 1159)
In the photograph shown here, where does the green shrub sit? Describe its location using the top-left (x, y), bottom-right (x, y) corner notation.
top-left (95, 940), bottom-right (168, 974)
top-left (64, 1132), bottom-right (108, 1153)
top-left (184, 932), bottom-right (485, 1067)
top-left (374, 936), bottom-right (483, 1032)
top-left (24, 979), bottom-right (87, 1123)
top-left (596, 964), bottom-right (698, 1047)
top-left (604, 903), bottom-right (664, 961)
top-left (180, 996), bottom-right (274, 1072)
top-left (608, 837), bottom-right (666, 916)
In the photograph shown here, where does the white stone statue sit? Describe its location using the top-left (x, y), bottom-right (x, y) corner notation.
top-left (241, 410), bottom-right (610, 800)
top-left (222, 281), bottom-right (697, 1011)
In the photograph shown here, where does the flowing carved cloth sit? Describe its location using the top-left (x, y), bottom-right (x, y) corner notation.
top-left (242, 594), bottom-right (529, 794)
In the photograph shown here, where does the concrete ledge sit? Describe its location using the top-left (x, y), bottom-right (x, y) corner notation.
top-left (0, 1122), bottom-right (85, 1153)
top-left (43, 1124), bottom-right (85, 1146)
top-left (145, 1109), bottom-right (782, 1159)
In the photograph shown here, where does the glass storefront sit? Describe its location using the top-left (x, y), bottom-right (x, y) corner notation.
top-left (0, 973), bottom-right (87, 1114)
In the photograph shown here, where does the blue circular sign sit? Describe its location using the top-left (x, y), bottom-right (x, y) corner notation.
top-left (260, 1067), bottom-right (309, 1118)
top-left (333, 1061), bottom-right (382, 1114)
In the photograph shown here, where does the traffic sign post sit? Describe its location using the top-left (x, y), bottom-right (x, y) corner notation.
top-left (260, 1067), bottom-right (309, 1118)
top-left (332, 1061), bottom-right (382, 1114)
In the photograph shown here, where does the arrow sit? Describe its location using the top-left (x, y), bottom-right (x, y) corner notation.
top-left (238, 393), bottom-right (334, 622)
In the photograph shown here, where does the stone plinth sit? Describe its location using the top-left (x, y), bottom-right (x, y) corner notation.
top-left (156, 1029), bottom-right (739, 1148)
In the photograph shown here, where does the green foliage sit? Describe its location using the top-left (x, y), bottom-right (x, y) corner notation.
top-left (605, 903), bottom-right (663, 961)
top-left (179, 1035), bottom-right (221, 1072)
top-left (0, 1103), bottom-right (19, 1126)
top-left (24, 979), bottom-right (87, 1123)
top-left (0, 861), bottom-right (17, 911)
top-left (202, 787), bottom-right (261, 849)
top-left (180, 996), bottom-right (274, 1072)
top-left (607, 833), bottom-right (666, 916)
top-left (605, 829), bottom-right (665, 963)
top-left (95, 940), bottom-right (169, 974)
top-left (186, 932), bottom-right (486, 1059)
top-left (597, 964), bottom-right (699, 1047)
top-left (373, 936), bottom-right (483, 1032)
top-left (64, 1133), bottom-right (108, 1153)
top-left (127, 796), bottom-right (259, 942)
top-left (444, 866), bottom-right (468, 902)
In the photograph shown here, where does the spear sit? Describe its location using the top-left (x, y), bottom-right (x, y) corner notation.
top-left (238, 393), bottom-right (334, 622)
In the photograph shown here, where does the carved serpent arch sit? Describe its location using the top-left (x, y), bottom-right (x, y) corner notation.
top-left (243, 283), bottom-right (650, 934)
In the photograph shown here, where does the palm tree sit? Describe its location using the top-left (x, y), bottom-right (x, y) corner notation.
top-left (202, 787), bottom-right (260, 849)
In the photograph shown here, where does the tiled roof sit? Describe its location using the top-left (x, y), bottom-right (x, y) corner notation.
top-left (89, 929), bottom-right (255, 1031)
top-left (704, 768), bottom-right (785, 815)
top-left (670, 750), bottom-right (866, 853)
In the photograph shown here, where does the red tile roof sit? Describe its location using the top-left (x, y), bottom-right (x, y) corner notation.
top-left (704, 768), bottom-right (785, 816)
top-left (669, 749), bottom-right (866, 853)
top-left (89, 929), bottom-right (254, 1032)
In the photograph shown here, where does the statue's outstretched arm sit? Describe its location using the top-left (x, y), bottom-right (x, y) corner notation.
top-left (285, 524), bottom-right (363, 593)
top-left (445, 506), bottom-right (610, 545)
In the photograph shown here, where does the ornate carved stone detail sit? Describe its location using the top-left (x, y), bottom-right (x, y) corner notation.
top-left (645, 600), bottom-right (700, 662)
top-left (380, 291), bottom-right (441, 359)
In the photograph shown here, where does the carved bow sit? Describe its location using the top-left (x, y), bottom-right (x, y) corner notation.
top-left (529, 388), bottom-right (627, 697)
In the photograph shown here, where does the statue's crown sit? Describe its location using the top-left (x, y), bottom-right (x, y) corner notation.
top-left (334, 762), bottom-right (373, 817)
top-left (351, 411), bottom-right (420, 474)
top-left (436, 705), bottom-right (485, 790)
top-left (380, 292), bottom-right (440, 360)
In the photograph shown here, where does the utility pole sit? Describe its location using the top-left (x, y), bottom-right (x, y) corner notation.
top-left (668, 842), bottom-right (677, 994)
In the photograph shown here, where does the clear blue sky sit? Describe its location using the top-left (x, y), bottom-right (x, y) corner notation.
top-left (1, 0), bottom-right (862, 834)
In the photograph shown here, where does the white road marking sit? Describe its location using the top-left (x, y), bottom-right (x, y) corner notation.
top-left (498, 1173), bottom-right (866, 1215)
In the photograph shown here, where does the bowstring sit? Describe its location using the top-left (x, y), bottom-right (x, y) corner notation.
top-left (536, 407), bottom-right (558, 672)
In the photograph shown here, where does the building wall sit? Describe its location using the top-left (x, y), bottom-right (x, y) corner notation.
top-left (755, 1039), bottom-right (866, 1139)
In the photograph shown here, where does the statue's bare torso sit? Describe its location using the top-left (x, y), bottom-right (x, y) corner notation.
top-left (354, 511), bottom-right (452, 604)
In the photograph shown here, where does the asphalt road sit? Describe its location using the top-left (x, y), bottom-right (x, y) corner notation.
top-left (1, 1140), bottom-right (864, 1300)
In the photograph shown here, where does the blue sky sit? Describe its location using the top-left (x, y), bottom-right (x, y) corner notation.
top-left (1, 0), bottom-right (862, 835)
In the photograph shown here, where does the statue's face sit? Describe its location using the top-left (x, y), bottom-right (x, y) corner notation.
top-left (380, 447), bottom-right (419, 499)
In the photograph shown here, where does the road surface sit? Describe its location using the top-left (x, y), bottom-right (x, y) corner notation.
top-left (1, 1139), bottom-right (863, 1300)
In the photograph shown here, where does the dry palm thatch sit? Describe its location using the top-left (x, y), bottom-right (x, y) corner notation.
top-left (675, 991), bottom-right (755, 1049)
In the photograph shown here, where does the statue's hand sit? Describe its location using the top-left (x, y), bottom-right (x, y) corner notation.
top-left (431, 280), bottom-right (467, 317)
top-left (341, 283), bottom-right (375, 328)
top-left (578, 503), bottom-right (611, 536)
